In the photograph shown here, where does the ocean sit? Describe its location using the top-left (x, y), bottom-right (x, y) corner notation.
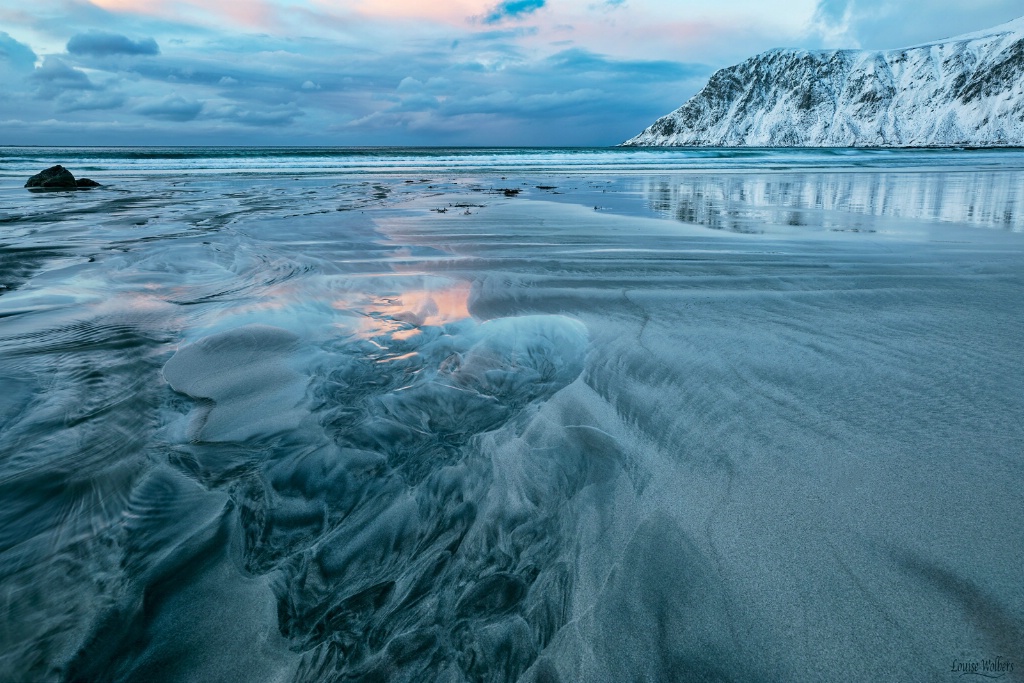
top-left (1, 146), bottom-right (1023, 681)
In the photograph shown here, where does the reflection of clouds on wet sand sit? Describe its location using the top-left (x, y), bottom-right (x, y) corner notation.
top-left (339, 280), bottom-right (472, 341)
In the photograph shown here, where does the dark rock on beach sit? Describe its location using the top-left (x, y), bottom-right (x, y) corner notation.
top-left (25, 165), bottom-right (77, 190)
top-left (24, 165), bottom-right (101, 191)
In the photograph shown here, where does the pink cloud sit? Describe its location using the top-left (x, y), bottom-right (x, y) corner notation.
top-left (345, 0), bottom-right (488, 23)
top-left (88, 0), bottom-right (286, 31)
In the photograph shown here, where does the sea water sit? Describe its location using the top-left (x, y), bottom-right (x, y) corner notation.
top-left (1, 147), bottom-right (1022, 681)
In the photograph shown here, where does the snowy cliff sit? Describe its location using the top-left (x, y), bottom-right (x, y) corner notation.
top-left (622, 17), bottom-right (1024, 147)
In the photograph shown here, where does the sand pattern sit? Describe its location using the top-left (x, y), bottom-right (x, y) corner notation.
top-left (0, 148), bottom-right (1022, 682)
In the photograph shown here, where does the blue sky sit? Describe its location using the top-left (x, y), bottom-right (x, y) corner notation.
top-left (0, 0), bottom-right (1021, 146)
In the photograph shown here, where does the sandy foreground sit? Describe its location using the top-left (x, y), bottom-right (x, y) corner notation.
top-left (373, 192), bottom-right (1024, 681)
top-left (0, 173), bottom-right (1022, 681)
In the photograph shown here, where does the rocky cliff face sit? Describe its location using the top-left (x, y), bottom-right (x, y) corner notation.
top-left (623, 17), bottom-right (1024, 147)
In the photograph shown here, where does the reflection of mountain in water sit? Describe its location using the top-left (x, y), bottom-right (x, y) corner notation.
top-left (643, 172), bottom-right (1024, 233)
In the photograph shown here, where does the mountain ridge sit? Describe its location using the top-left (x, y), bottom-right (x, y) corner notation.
top-left (622, 17), bottom-right (1024, 147)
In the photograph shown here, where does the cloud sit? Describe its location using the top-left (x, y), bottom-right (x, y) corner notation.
top-left (543, 48), bottom-right (699, 83)
top-left (206, 102), bottom-right (303, 126)
top-left (809, 0), bottom-right (856, 47)
top-left (0, 3), bottom-right (715, 145)
top-left (135, 94), bottom-right (202, 121)
top-left (484, 0), bottom-right (545, 24)
top-left (67, 31), bottom-right (160, 57)
top-left (31, 57), bottom-right (96, 99)
top-left (56, 91), bottom-right (126, 112)
top-left (808, 0), bottom-right (1024, 49)
top-left (373, 44), bottom-right (709, 144)
top-left (438, 87), bottom-right (606, 117)
top-left (397, 76), bottom-right (423, 92)
top-left (0, 32), bottom-right (37, 70)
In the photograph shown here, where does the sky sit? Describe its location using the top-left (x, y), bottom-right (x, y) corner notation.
top-left (0, 0), bottom-right (1021, 146)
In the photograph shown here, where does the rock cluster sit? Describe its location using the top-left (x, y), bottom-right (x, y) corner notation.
top-left (25, 165), bottom-right (101, 191)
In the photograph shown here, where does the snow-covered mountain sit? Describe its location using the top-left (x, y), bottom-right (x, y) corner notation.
top-left (622, 17), bottom-right (1024, 147)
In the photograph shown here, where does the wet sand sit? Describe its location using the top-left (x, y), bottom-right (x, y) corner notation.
top-left (1, 168), bottom-right (1022, 681)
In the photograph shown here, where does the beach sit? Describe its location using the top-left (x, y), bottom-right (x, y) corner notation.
top-left (1, 147), bottom-right (1022, 681)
